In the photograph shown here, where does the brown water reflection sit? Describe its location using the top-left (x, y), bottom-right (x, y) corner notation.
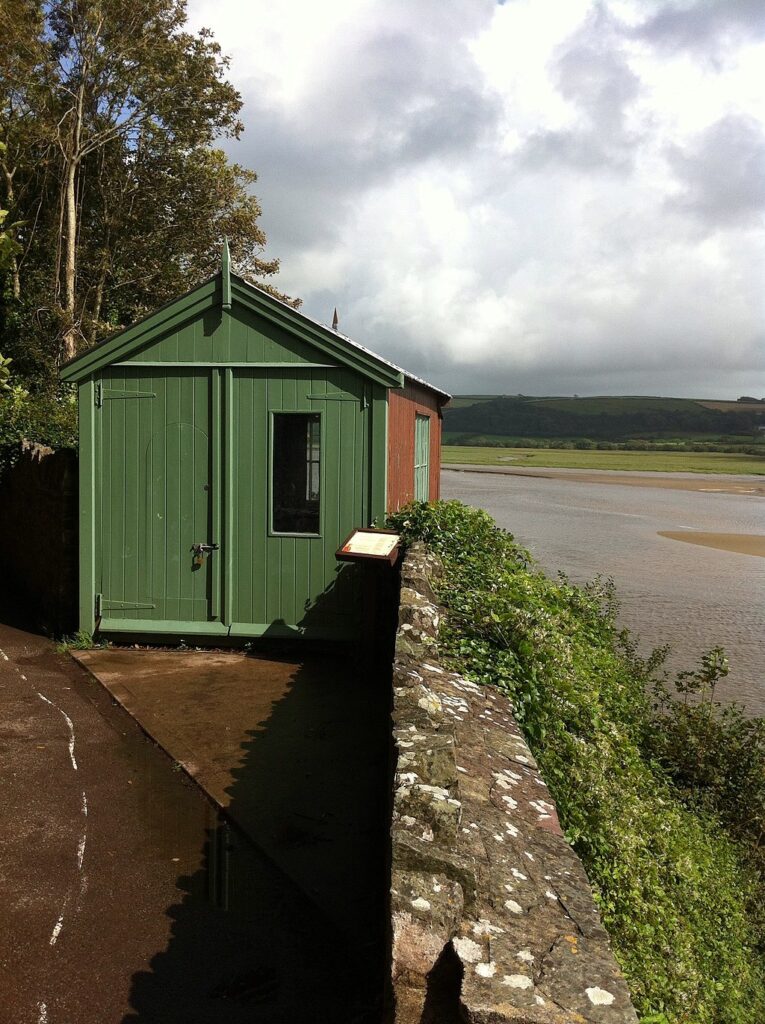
top-left (442, 469), bottom-right (765, 715)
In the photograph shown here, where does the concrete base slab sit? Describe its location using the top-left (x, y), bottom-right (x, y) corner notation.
top-left (74, 647), bottom-right (391, 947)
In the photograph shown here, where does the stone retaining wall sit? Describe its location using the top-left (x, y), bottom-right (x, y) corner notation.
top-left (390, 542), bottom-right (638, 1024)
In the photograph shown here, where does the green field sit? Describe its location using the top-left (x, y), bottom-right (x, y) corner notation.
top-left (442, 445), bottom-right (765, 475)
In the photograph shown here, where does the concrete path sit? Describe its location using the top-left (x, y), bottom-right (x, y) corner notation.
top-left (0, 622), bottom-right (388, 1023)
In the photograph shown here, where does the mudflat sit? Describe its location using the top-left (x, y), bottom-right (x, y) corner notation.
top-left (658, 531), bottom-right (765, 558)
top-left (444, 464), bottom-right (765, 496)
top-left (441, 468), bottom-right (765, 714)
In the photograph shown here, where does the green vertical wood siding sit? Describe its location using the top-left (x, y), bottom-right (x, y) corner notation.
top-left (66, 273), bottom-right (426, 641)
top-left (230, 367), bottom-right (366, 637)
top-left (97, 368), bottom-right (212, 623)
top-left (126, 300), bottom-right (336, 366)
top-left (78, 379), bottom-right (96, 633)
top-left (94, 364), bottom-right (368, 638)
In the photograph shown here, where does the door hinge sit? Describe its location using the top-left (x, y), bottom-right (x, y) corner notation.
top-left (306, 392), bottom-right (362, 404)
top-left (94, 593), bottom-right (102, 618)
top-left (94, 382), bottom-right (103, 407)
top-left (100, 599), bottom-right (156, 611)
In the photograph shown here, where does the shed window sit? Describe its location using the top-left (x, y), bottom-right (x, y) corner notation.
top-left (414, 414), bottom-right (430, 501)
top-left (272, 413), bottom-right (321, 534)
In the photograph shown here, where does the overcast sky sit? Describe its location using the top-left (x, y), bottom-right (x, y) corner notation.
top-left (187, 0), bottom-right (765, 398)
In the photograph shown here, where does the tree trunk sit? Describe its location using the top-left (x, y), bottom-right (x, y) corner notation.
top-left (61, 158), bottom-right (78, 360)
top-left (2, 165), bottom-right (20, 299)
top-left (90, 267), bottom-right (107, 344)
top-left (59, 72), bottom-right (86, 362)
top-left (10, 254), bottom-right (20, 299)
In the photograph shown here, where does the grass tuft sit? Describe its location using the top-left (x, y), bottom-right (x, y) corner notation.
top-left (56, 629), bottom-right (98, 653)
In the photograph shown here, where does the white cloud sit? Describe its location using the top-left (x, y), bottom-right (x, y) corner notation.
top-left (188, 0), bottom-right (765, 397)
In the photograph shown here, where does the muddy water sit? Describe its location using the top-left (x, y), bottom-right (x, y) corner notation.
top-left (442, 469), bottom-right (765, 715)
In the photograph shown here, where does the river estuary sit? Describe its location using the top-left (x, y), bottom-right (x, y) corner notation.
top-left (441, 467), bottom-right (765, 716)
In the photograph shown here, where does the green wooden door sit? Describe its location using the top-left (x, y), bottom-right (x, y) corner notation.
top-left (97, 368), bottom-right (217, 628)
top-left (414, 414), bottom-right (430, 501)
top-left (229, 367), bottom-right (367, 638)
top-left (96, 365), bottom-right (368, 638)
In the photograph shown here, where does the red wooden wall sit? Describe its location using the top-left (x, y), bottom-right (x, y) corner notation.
top-left (387, 380), bottom-right (443, 513)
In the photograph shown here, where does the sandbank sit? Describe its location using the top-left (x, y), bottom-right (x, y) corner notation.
top-left (658, 532), bottom-right (765, 558)
top-left (442, 464), bottom-right (765, 497)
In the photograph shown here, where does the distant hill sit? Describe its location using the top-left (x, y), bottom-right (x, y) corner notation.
top-left (445, 394), bottom-right (501, 409)
top-left (443, 395), bottom-right (765, 443)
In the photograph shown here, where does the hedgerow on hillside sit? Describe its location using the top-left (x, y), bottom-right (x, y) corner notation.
top-left (388, 500), bottom-right (765, 1024)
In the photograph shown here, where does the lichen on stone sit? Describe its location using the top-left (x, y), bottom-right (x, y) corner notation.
top-left (389, 543), bottom-right (638, 1024)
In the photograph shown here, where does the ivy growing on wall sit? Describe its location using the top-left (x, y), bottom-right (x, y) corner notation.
top-left (388, 500), bottom-right (765, 1024)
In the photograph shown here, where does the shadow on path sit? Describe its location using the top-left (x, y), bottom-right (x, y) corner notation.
top-left (122, 645), bottom-right (392, 1024)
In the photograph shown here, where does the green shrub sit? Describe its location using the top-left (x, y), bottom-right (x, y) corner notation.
top-left (0, 369), bottom-right (77, 474)
top-left (388, 500), bottom-right (765, 1024)
top-left (646, 653), bottom-right (765, 882)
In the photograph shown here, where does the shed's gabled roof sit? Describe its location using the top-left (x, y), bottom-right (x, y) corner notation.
top-left (237, 274), bottom-right (451, 402)
top-left (60, 270), bottom-right (451, 402)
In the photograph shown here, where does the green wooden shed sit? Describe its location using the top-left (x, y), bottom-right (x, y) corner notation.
top-left (61, 245), bottom-right (449, 642)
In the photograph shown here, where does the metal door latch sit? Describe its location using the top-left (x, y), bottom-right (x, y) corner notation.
top-left (192, 542), bottom-right (219, 565)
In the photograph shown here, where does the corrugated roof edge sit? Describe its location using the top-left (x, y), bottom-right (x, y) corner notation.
top-left (239, 274), bottom-right (452, 403)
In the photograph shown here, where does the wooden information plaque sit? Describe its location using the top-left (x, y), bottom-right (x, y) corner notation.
top-left (336, 528), bottom-right (401, 565)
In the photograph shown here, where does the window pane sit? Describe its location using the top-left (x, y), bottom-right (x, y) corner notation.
top-left (415, 414), bottom-right (430, 501)
top-left (273, 414), bottom-right (321, 534)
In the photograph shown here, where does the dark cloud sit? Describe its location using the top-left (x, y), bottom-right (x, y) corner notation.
top-left (636, 0), bottom-right (765, 57)
top-left (197, 0), bottom-right (765, 399)
top-left (351, 293), bottom-right (765, 397)
top-left (519, 126), bottom-right (632, 172)
top-left (231, 18), bottom-right (500, 255)
top-left (555, 27), bottom-right (640, 132)
top-left (520, 8), bottom-right (642, 171)
top-left (439, 365), bottom-right (765, 401)
top-left (666, 115), bottom-right (765, 224)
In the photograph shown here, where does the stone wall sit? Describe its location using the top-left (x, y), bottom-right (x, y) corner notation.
top-left (390, 542), bottom-right (638, 1024)
top-left (0, 444), bottom-right (78, 634)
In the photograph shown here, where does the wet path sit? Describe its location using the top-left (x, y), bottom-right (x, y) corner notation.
top-left (0, 622), bottom-right (389, 1023)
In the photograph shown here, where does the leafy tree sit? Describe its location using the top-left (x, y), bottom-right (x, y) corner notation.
top-left (0, 0), bottom-right (287, 379)
top-left (0, 350), bottom-right (11, 392)
top-left (0, 140), bottom-right (20, 392)
top-left (0, 142), bottom-right (19, 276)
top-left (0, 204), bottom-right (15, 275)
